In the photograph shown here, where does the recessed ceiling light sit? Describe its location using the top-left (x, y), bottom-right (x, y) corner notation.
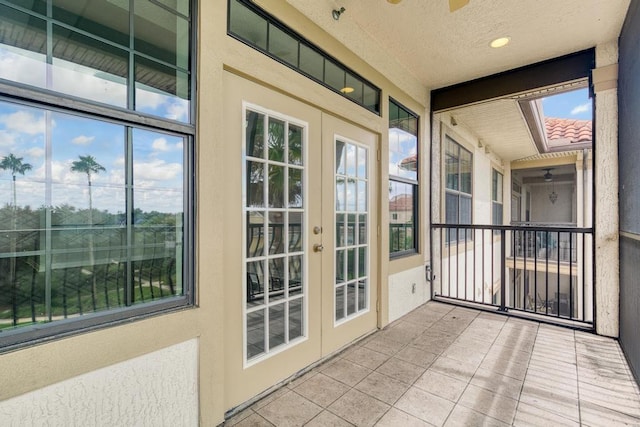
top-left (341, 87), bottom-right (355, 94)
top-left (387, 0), bottom-right (403, 3)
top-left (490, 37), bottom-right (510, 48)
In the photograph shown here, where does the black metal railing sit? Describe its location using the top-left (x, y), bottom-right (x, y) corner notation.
top-left (431, 223), bottom-right (594, 325)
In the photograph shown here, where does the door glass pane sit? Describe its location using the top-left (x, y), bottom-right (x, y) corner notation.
top-left (246, 111), bottom-right (265, 158)
top-left (358, 214), bottom-right (367, 244)
top-left (268, 165), bottom-right (284, 208)
top-left (335, 285), bottom-right (345, 320)
top-left (289, 125), bottom-right (303, 165)
top-left (269, 303), bottom-right (286, 349)
top-left (246, 261), bottom-right (264, 308)
top-left (247, 212), bottom-right (265, 257)
top-left (347, 283), bottom-right (356, 315)
top-left (268, 212), bottom-right (284, 255)
top-left (288, 255), bottom-right (302, 297)
top-left (268, 118), bottom-right (285, 162)
top-left (336, 213), bottom-right (346, 248)
top-left (247, 309), bottom-right (265, 359)
top-left (289, 298), bottom-right (303, 340)
top-left (289, 168), bottom-right (302, 208)
top-left (268, 257), bottom-right (285, 302)
top-left (288, 212), bottom-right (303, 252)
top-left (347, 214), bottom-right (356, 246)
top-left (247, 161), bottom-right (264, 207)
top-left (358, 280), bottom-right (367, 310)
top-left (336, 250), bottom-right (345, 283)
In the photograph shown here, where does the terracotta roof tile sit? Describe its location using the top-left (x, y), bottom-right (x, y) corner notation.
top-left (545, 117), bottom-right (592, 144)
top-left (389, 194), bottom-right (413, 211)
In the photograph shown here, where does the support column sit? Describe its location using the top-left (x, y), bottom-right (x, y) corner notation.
top-left (593, 41), bottom-right (619, 337)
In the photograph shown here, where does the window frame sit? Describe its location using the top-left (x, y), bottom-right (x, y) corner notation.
top-left (0, 0), bottom-right (197, 352)
top-left (491, 168), bottom-right (504, 226)
top-left (388, 98), bottom-right (419, 258)
top-left (443, 134), bottom-right (473, 243)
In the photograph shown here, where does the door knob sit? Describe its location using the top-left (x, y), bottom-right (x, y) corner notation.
top-left (313, 243), bottom-right (324, 252)
top-left (313, 226), bottom-right (322, 235)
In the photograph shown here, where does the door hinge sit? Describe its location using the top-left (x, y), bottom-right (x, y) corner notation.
top-left (377, 225), bottom-right (381, 236)
top-left (377, 149), bottom-right (381, 162)
top-left (376, 299), bottom-right (380, 312)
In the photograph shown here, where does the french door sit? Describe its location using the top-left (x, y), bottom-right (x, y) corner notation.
top-left (223, 72), bottom-right (378, 409)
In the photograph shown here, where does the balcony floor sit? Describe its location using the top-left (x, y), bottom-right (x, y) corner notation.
top-left (225, 301), bottom-right (640, 426)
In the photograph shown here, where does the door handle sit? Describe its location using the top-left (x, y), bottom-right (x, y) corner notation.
top-left (313, 243), bottom-right (324, 252)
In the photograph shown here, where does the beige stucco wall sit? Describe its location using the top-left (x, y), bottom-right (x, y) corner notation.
top-left (0, 339), bottom-right (199, 426)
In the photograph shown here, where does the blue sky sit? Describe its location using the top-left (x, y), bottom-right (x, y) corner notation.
top-left (541, 88), bottom-right (592, 120)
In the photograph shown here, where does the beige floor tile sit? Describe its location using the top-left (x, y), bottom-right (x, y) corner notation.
top-left (342, 345), bottom-right (391, 370)
top-left (376, 357), bottom-right (426, 384)
top-left (579, 400), bottom-right (640, 426)
top-left (394, 386), bottom-right (455, 425)
top-left (305, 410), bottom-right (353, 427)
top-left (519, 388), bottom-right (580, 422)
top-left (444, 404), bottom-right (509, 427)
top-left (458, 384), bottom-right (518, 424)
top-left (321, 358), bottom-right (371, 387)
top-left (375, 408), bottom-right (431, 427)
top-left (355, 371), bottom-right (411, 405)
top-left (380, 321), bottom-right (427, 344)
top-left (395, 345), bottom-right (438, 368)
top-left (479, 355), bottom-right (529, 380)
top-left (251, 387), bottom-right (290, 411)
top-left (513, 402), bottom-right (579, 427)
top-left (328, 389), bottom-right (390, 426)
top-left (293, 372), bottom-right (351, 408)
top-left (362, 335), bottom-right (407, 356)
top-left (231, 412), bottom-right (275, 427)
top-left (431, 355), bottom-right (478, 382)
top-left (441, 342), bottom-right (487, 367)
top-left (256, 390), bottom-right (322, 427)
top-left (470, 367), bottom-right (524, 400)
top-left (410, 333), bottom-right (457, 355)
top-left (413, 369), bottom-right (468, 402)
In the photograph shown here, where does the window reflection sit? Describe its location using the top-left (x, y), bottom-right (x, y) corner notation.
top-left (0, 100), bottom-right (185, 329)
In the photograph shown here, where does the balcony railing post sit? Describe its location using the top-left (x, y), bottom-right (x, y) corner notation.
top-left (498, 228), bottom-right (507, 312)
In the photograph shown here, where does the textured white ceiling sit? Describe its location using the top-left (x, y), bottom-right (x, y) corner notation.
top-left (287, 0), bottom-right (630, 95)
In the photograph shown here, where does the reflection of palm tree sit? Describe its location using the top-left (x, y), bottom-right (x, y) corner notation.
top-left (71, 155), bottom-right (106, 223)
top-left (0, 153), bottom-right (32, 210)
top-left (0, 153), bottom-right (32, 326)
top-left (71, 155), bottom-right (106, 308)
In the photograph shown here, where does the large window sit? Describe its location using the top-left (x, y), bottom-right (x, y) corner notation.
top-left (228, 0), bottom-right (380, 114)
top-left (492, 169), bottom-right (504, 225)
top-left (388, 100), bottom-right (418, 255)
top-left (0, 0), bottom-right (194, 349)
top-left (445, 136), bottom-right (472, 241)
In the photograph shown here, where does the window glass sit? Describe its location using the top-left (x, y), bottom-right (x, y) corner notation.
top-left (444, 136), bottom-right (472, 242)
top-left (229, 0), bottom-right (267, 50)
top-left (344, 73), bottom-right (363, 104)
top-left (135, 56), bottom-right (190, 122)
top-left (324, 60), bottom-right (345, 92)
top-left (389, 181), bottom-right (415, 253)
top-left (52, 25), bottom-right (128, 108)
top-left (299, 45), bottom-right (324, 82)
top-left (53, 0), bottom-right (130, 47)
top-left (268, 25), bottom-right (298, 67)
top-left (0, 5), bottom-right (47, 88)
top-left (0, 101), bottom-right (187, 331)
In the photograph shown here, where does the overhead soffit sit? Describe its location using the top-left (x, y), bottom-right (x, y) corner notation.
top-left (286, 0), bottom-right (630, 95)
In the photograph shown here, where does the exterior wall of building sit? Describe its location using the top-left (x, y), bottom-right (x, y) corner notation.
top-left (0, 339), bottom-right (199, 426)
top-left (0, 1), bottom-right (430, 423)
top-left (618, 0), bottom-right (640, 381)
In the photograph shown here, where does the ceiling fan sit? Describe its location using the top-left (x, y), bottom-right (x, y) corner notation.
top-left (387, 0), bottom-right (470, 12)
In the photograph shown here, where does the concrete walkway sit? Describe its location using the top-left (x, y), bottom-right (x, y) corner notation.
top-left (225, 301), bottom-right (640, 426)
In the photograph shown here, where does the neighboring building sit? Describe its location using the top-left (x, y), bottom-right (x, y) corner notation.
top-left (0, 1), bottom-right (636, 425)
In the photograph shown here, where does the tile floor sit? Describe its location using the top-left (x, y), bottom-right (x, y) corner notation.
top-left (224, 301), bottom-right (640, 426)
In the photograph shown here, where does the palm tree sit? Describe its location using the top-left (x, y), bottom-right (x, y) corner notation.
top-left (0, 154), bottom-right (32, 326)
top-left (70, 155), bottom-right (106, 309)
top-left (0, 153), bottom-right (32, 210)
top-left (71, 155), bottom-right (106, 222)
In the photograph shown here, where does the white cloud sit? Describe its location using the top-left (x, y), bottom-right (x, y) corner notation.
top-left (72, 135), bottom-right (95, 146)
top-left (26, 147), bottom-right (45, 158)
top-left (134, 159), bottom-right (182, 183)
top-left (0, 110), bottom-right (47, 135)
top-left (571, 102), bottom-right (591, 115)
top-left (152, 138), bottom-right (171, 152)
